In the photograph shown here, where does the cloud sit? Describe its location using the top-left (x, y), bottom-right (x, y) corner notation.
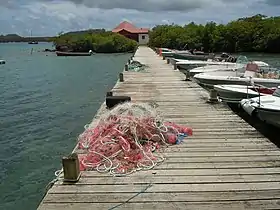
top-left (0, 0), bottom-right (279, 36)
top-left (264, 0), bottom-right (280, 5)
top-left (37, 0), bottom-right (247, 12)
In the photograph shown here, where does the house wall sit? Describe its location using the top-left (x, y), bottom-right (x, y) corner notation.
top-left (138, 33), bottom-right (149, 45)
top-left (117, 30), bottom-right (139, 42)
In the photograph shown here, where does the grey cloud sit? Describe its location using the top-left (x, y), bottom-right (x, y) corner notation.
top-left (264, 0), bottom-right (280, 5)
top-left (1, 0), bottom-right (250, 11)
top-left (38, 0), bottom-right (209, 12)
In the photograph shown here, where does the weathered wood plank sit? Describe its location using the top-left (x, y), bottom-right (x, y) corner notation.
top-left (43, 190), bottom-right (280, 203)
top-left (48, 182), bottom-right (280, 193)
top-left (38, 200), bottom-right (280, 210)
top-left (56, 174), bottom-right (280, 185)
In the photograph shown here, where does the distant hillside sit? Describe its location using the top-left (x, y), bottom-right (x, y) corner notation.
top-left (0, 29), bottom-right (107, 43)
top-left (62, 29), bottom-right (106, 36)
top-left (0, 34), bottom-right (52, 43)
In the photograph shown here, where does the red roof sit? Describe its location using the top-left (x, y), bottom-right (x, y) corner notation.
top-left (112, 21), bottom-right (149, 33)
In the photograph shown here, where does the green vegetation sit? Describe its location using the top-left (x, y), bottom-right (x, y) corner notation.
top-left (148, 14), bottom-right (280, 53)
top-left (52, 30), bottom-right (138, 53)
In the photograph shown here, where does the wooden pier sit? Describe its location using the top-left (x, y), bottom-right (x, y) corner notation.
top-left (38, 46), bottom-right (280, 210)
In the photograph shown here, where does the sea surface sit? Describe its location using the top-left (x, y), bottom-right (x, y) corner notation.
top-left (0, 43), bottom-right (132, 210)
top-left (1, 43), bottom-right (280, 210)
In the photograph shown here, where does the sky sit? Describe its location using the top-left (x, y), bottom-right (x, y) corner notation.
top-left (0, 0), bottom-right (280, 36)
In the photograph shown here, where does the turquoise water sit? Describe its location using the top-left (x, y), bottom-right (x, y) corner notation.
top-left (0, 43), bottom-right (132, 210)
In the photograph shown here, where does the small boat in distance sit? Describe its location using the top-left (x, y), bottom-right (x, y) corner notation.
top-left (56, 50), bottom-right (93, 56)
top-left (0, 60), bottom-right (5, 64)
top-left (28, 41), bottom-right (38, 44)
top-left (28, 30), bottom-right (38, 44)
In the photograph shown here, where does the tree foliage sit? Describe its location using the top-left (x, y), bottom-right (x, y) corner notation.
top-left (52, 31), bottom-right (137, 53)
top-left (148, 15), bottom-right (280, 53)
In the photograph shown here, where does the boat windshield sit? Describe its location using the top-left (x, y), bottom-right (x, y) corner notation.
top-left (272, 87), bottom-right (280, 98)
top-left (236, 55), bottom-right (249, 64)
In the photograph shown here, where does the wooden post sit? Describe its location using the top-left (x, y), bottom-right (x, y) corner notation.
top-left (185, 72), bottom-right (191, 81)
top-left (173, 64), bottom-right (177, 70)
top-left (106, 91), bottom-right (113, 97)
top-left (207, 89), bottom-right (219, 103)
top-left (128, 59), bottom-right (131, 64)
top-left (62, 153), bottom-right (81, 182)
top-left (124, 64), bottom-right (129, 71)
top-left (162, 56), bottom-right (166, 60)
top-left (119, 73), bottom-right (124, 82)
top-left (167, 58), bottom-right (170, 64)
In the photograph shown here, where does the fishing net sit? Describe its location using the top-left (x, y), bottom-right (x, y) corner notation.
top-left (128, 60), bottom-right (148, 72)
top-left (78, 102), bottom-right (192, 176)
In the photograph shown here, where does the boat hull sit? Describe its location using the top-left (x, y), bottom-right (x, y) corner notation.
top-left (194, 74), bottom-right (280, 90)
top-left (56, 51), bottom-right (92, 56)
top-left (255, 107), bottom-right (280, 127)
top-left (174, 53), bottom-right (209, 61)
top-left (241, 96), bottom-right (280, 128)
top-left (214, 85), bottom-right (266, 104)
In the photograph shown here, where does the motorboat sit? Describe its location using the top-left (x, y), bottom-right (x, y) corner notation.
top-left (190, 65), bottom-right (240, 77)
top-left (161, 48), bottom-right (218, 61)
top-left (189, 61), bottom-right (269, 78)
top-left (56, 50), bottom-right (93, 56)
top-left (0, 60), bottom-right (5, 64)
top-left (214, 84), bottom-right (276, 104)
top-left (176, 60), bottom-right (237, 72)
top-left (176, 55), bottom-right (248, 76)
top-left (178, 56), bottom-right (268, 77)
top-left (193, 62), bottom-right (279, 90)
top-left (241, 87), bottom-right (280, 127)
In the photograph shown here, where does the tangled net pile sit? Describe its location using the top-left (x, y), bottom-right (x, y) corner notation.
top-left (128, 60), bottom-right (148, 72)
top-left (78, 102), bottom-right (192, 176)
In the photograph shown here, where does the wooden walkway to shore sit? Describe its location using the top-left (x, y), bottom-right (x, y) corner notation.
top-left (38, 46), bottom-right (280, 210)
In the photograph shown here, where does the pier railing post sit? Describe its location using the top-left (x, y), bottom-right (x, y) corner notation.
top-left (185, 72), bottom-right (191, 81)
top-left (119, 73), bottom-right (124, 82)
top-left (167, 58), bottom-right (170, 64)
top-left (207, 89), bottom-right (219, 103)
top-left (173, 64), bottom-right (177, 70)
top-left (124, 64), bottom-right (129, 71)
top-left (106, 91), bottom-right (113, 97)
top-left (62, 153), bottom-right (81, 182)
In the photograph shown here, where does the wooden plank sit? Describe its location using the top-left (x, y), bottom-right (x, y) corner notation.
top-left (38, 200), bottom-right (280, 210)
top-left (43, 190), bottom-right (280, 203)
top-left (59, 174), bottom-right (280, 185)
top-left (48, 182), bottom-right (280, 193)
top-left (81, 167), bottom-right (280, 177)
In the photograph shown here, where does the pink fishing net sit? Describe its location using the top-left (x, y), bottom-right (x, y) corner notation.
top-left (78, 102), bottom-right (192, 176)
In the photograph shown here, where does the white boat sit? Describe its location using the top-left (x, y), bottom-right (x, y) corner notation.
top-left (214, 84), bottom-right (276, 104)
top-left (193, 62), bottom-right (279, 90)
top-left (241, 87), bottom-right (280, 127)
top-left (0, 60), bottom-right (5, 64)
top-left (189, 65), bottom-right (241, 77)
top-left (176, 60), bottom-right (237, 73)
top-left (176, 55), bottom-right (250, 78)
top-left (189, 60), bottom-right (269, 77)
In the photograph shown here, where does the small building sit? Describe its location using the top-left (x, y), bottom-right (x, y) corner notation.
top-left (112, 21), bottom-right (149, 45)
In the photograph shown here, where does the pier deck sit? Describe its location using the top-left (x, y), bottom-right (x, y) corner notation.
top-left (38, 46), bottom-right (280, 210)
